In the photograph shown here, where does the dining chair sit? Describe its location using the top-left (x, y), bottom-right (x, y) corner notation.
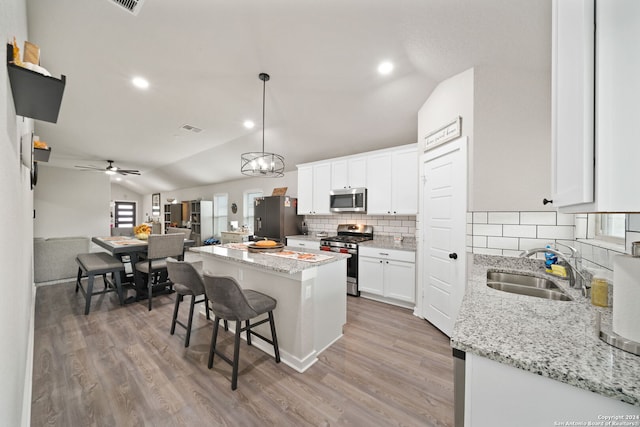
top-left (202, 274), bottom-right (280, 390)
top-left (165, 258), bottom-right (211, 347)
top-left (135, 233), bottom-right (185, 311)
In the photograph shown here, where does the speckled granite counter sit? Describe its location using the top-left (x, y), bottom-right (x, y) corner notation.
top-left (360, 237), bottom-right (416, 251)
top-left (451, 254), bottom-right (640, 406)
top-left (190, 244), bottom-right (349, 274)
top-left (285, 234), bottom-right (323, 242)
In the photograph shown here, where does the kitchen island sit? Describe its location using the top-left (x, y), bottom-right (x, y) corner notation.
top-left (190, 244), bottom-right (350, 373)
top-left (452, 254), bottom-right (640, 426)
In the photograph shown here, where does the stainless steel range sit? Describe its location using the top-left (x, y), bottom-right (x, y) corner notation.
top-left (319, 224), bottom-right (373, 296)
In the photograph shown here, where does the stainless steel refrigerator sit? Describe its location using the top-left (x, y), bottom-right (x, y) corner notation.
top-left (253, 196), bottom-right (302, 242)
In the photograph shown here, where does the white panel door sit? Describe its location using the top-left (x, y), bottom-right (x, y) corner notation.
top-left (421, 137), bottom-right (467, 337)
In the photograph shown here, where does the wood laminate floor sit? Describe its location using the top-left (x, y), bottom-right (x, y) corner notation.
top-left (32, 280), bottom-right (454, 426)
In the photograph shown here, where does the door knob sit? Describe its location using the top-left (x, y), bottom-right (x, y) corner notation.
top-left (449, 253), bottom-right (458, 260)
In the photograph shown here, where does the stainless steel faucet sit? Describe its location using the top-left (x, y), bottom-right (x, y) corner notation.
top-left (519, 247), bottom-right (589, 292)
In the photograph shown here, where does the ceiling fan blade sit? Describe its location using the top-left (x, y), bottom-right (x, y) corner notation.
top-left (117, 170), bottom-right (141, 175)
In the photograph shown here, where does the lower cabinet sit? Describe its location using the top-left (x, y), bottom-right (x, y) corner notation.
top-left (286, 238), bottom-right (320, 251)
top-left (358, 246), bottom-right (415, 307)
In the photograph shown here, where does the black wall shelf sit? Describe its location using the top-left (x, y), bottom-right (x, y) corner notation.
top-left (34, 147), bottom-right (51, 162)
top-left (6, 43), bottom-right (66, 123)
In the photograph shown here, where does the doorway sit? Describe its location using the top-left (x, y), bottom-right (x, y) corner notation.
top-left (114, 201), bottom-right (136, 228)
top-left (419, 137), bottom-right (467, 337)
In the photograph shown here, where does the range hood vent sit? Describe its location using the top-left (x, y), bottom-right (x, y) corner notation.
top-left (110, 0), bottom-right (146, 16)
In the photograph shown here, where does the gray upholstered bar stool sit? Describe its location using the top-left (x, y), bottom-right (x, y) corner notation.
top-left (134, 233), bottom-right (185, 311)
top-left (75, 252), bottom-right (125, 315)
top-left (166, 258), bottom-right (211, 347)
top-left (202, 274), bottom-right (280, 390)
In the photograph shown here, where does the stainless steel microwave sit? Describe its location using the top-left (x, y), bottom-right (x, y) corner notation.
top-left (330, 188), bottom-right (367, 213)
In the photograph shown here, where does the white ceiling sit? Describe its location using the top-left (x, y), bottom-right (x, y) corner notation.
top-left (25, 0), bottom-right (550, 194)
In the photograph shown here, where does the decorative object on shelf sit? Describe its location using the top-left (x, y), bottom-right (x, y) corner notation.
top-left (272, 187), bottom-right (287, 196)
top-left (74, 160), bottom-right (140, 176)
top-left (241, 73), bottom-right (285, 177)
top-left (134, 224), bottom-right (151, 240)
top-left (6, 42), bottom-right (66, 123)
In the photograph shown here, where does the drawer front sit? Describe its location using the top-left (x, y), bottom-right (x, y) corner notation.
top-left (359, 246), bottom-right (415, 263)
top-left (286, 238), bottom-right (320, 251)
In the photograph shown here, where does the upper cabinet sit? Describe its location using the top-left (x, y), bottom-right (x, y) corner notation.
top-left (331, 156), bottom-right (367, 189)
top-left (297, 163), bottom-right (331, 215)
top-left (297, 143), bottom-right (417, 216)
top-left (552, 0), bottom-right (640, 212)
top-left (367, 145), bottom-right (418, 215)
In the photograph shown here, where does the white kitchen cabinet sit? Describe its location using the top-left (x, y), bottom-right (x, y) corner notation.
top-left (552, 0), bottom-right (640, 212)
top-left (358, 246), bottom-right (416, 307)
top-left (331, 156), bottom-right (367, 190)
top-left (366, 145), bottom-right (418, 215)
top-left (463, 353), bottom-right (640, 426)
top-left (297, 163), bottom-right (331, 215)
top-left (286, 237), bottom-right (320, 251)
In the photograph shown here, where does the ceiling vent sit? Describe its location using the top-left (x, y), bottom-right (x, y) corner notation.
top-left (110, 0), bottom-right (146, 16)
top-left (180, 124), bottom-right (203, 133)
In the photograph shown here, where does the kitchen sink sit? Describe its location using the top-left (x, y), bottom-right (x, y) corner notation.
top-left (486, 271), bottom-right (573, 301)
top-left (486, 271), bottom-right (560, 290)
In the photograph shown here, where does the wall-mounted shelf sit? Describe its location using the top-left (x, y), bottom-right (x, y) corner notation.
top-left (34, 147), bottom-right (51, 162)
top-left (6, 43), bottom-right (66, 123)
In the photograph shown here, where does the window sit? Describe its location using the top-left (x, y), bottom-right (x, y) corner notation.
top-left (114, 201), bottom-right (136, 228)
top-left (243, 190), bottom-right (263, 233)
top-left (595, 214), bottom-right (625, 244)
top-left (213, 193), bottom-right (228, 237)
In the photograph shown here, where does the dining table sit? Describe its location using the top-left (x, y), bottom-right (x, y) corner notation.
top-left (92, 235), bottom-right (195, 303)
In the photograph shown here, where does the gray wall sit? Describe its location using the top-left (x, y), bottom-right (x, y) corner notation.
top-left (1, 0), bottom-right (36, 424)
top-left (34, 165), bottom-right (111, 238)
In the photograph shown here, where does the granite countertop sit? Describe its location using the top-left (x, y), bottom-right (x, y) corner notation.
top-left (285, 234), bottom-right (323, 242)
top-left (451, 254), bottom-right (640, 406)
top-left (190, 244), bottom-right (349, 275)
top-left (360, 236), bottom-right (416, 251)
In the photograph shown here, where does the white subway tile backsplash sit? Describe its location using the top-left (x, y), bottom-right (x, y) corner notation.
top-left (502, 249), bottom-right (523, 257)
top-left (518, 238), bottom-right (554, 251)
top-left (487, 236), bottom-right (520, 250)
top-left (473, 236), bottom-right (487, 248)
top-left (556, 213), bottom-right (575, 226)
top-left (503, 225), bottom-right (537, 238)
top-left (473, 212), bottom-right (488, 224)
top-left (467, 212), bottom-right (473, 223)
top-left (626, 232), bottom-right (640, 253)
top-left (538, 225), bottom-right (574, 240)
top-left (487, 212), bottom-right (520, 225)
top-left (520, 212), bottom-right (557, 225)
top-left (473, 224), bottom-right (503, 237)
top-left (575, 217), bottom-right (588, 239)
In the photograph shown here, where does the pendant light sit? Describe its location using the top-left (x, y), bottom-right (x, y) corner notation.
top-left (241, 73), bottom-right (285, 177)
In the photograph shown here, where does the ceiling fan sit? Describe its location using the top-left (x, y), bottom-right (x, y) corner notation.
top-left (74, 160), bottom-right (141, 176)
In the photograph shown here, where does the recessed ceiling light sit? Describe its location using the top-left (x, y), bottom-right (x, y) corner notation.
top-left (377, 61), bottom-right (394, 75)
top-left (132, 76), bottom-right (149, 89)
top-left (243, 120), bottom-right (255, 129)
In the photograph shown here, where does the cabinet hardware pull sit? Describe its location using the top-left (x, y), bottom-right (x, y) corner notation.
top-left (543, 198), bottom-right (553, 205)
top-left (449, 253), bottom-right (458, 260)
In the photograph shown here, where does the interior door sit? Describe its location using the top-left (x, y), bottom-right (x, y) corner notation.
top-left (421, 137), bottom-right (467, 337)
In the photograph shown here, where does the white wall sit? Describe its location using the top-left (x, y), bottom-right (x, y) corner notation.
top-left (34, 166), bottom-right (111, 238)
top-left (473, 64), bottom-right (551, 211)
top-left (1, 0), bottom-right (36, 425)
top-left (417, 65), bottom-right (552, 212)
top-left (418, 67), bottom-right (474, 206)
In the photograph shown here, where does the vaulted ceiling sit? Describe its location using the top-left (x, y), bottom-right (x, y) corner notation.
top-left (25, 0), bottom-right (550, 194)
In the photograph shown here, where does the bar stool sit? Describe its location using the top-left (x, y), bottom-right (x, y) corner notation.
top-left (166, 258), bottom-right (211, 347)
top-left (202, 274), bottom-right (280, 390)
top-left (75, 252), bottom-right (125, 315)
